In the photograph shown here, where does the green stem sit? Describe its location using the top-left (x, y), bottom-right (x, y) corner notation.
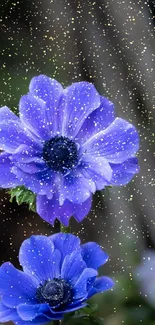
top-left (60, 223), bottom-right (71, 233)
top-left (53, 320), bottom-right (61, 325)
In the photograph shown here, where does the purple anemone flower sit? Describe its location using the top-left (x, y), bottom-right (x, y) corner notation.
top-left (0, 75), bottom-right (139, 225)
top-left (0, 233), bottom-right (114, 324)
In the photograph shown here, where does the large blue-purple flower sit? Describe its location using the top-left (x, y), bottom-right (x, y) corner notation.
top-left (0, 233), bottom-right (114, 324)
top-left (0, 75), bottom-right (139, 225)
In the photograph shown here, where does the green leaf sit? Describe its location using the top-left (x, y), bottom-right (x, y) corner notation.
top-left (62, 312), bottom-right (75, 323)
top-left (63, 315), bottom-right (104, 325)
top-left (8, 186), bottom-right (36, 212)
top-left (63, 306), bottom-right (103, 325)
top-left (81, 304), bottom-right (99, 315)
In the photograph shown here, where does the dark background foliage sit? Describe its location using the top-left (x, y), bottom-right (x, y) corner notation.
top-left (0, 0), bottom-right (155, 323)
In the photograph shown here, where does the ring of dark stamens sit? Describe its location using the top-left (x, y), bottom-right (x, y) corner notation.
top-left (36, 279), bottom-right (72, 308)
top-left (42, 136), bottom-right (79, 173)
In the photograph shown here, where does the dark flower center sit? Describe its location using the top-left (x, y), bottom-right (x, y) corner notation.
top-left (36, 278), bottom-right (72, 307)
top-left (42, 136), bottom-right (79, 173)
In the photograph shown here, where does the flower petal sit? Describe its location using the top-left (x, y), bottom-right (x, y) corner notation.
top-left (61, 251), bottom-right (86, 285)
top-left (73, 196), bottom-right (92, 222)
top-left (29, 75), bottom-right (63, 133)
top-left (19, 235), bottom-right (61, 282)
top-left (0, 262), bottom-right (38, 308)
top-left (15, 316), bottom-right (53, 325)
top-left (60, 81), bottom-right (100, 138)
top-left (60, 303), bottom-right (87, 313)
top-left (12, 144), bottom-right (42, 163)
top-left (81, 155), bottom-right (112, 190)
top-left (36, 195), bottom-right (73, 226)
top-left (110, 157), bottom-right (140, 185)
top-left (19, 94), bottom-right (51, 140)
top-left (88, 276), bottom-right (114, 298)
top-left (0, 152), bottom-right (21, 188)
top-left (82, 118), bottom-right (139, 164)
top-left (81, 242), bottom-right (109, 270)
top-left (17, 303), bottom-right (63, 321)
top-left (11, 145), bottom-right (47, 174)
top-left (75, 96), bottom-right (115, 144)
top-left (17, 304), bottom-right (47, 321)
top-left (50, 233), bottom-right (81, 265)
top-left (60, 170), bottom-right (93, 204)
top-left (15, 161), bottom-right (48, 174)
top-left (12, 166), bottom-right (54, 196)
top-left (0, 106), bottom-right (19, 122)
top-left (73, 268), bottom-right (98, 299)
top-left (0, 303), bottom-right (18, 322)
top-left (0, 120), bottom-right (33, 153)
top-left (36, 195), bottom-right (92, 226)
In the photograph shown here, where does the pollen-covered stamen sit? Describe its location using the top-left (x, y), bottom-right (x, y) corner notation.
top-left (36, 278), bottom-right (72, 307)
top-left (42, 136), bottom-right (79, 173)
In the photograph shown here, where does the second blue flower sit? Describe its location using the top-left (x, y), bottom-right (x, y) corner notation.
top-left (0, 233), bottom-right (114, 324)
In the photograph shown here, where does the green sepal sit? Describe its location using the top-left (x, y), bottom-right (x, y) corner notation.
top-left (104, 185), bottom-right (112, 195)
top-left (8, 186), bottom-right (36, 212)
top-left (63, 305), bottom-right (102, 325)
top-left (82, 304), bottom-right (98, 315)
top-left (63, 315), bottom-right (104, 325)
top-left (60, 224), bottom-right (71, 233)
